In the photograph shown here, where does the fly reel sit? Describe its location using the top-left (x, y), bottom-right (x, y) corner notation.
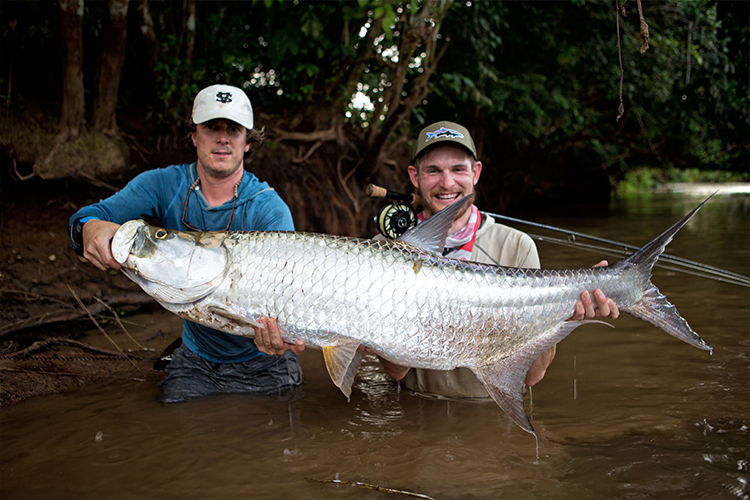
top-left (366, 184), bottom-right (421, 239)
top-left (376, 202), bottom-right (418, 239)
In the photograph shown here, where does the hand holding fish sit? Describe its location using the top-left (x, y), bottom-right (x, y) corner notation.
top-left (82, 219), bottom-right (122, 271)
top-left (570, 261), bottom-right (620, 321)
top-left (253, 316), bottom-right (305, 356)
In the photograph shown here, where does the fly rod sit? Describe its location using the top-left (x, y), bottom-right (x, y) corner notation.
top-left (483, 211), bottom-right (750, 287)
top-left (365, 184), bottom-right (750, 288)
top-left (365, 184), bottom-right (421, 205)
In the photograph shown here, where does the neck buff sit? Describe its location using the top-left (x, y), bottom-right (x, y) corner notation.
top-left (418, 204), bottom-right (480, 260)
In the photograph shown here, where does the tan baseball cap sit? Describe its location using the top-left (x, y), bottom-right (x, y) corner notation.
top-left (412, 121), bottom-right (477, 162)
top-left (192, 84), bottom-right (254, 130)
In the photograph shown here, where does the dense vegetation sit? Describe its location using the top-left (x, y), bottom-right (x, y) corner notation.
top-left (1, 0), bottom-right (747, 235)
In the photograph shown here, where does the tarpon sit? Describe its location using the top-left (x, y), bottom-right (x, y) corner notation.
top-left (111, 196), bottom-right (712, 435)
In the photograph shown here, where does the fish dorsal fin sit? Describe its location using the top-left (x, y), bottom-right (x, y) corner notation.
top-left (397, 194), bottom-right (474, 255)
top-left (322, 343), bottom-right (363, 398)
top-left (473, 320), bottom-right (610, 435)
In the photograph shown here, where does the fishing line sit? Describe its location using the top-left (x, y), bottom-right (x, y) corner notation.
top-left (526, 233), bottom-right (750, 287)
top-left (485, 212), bottom-right (750, 288)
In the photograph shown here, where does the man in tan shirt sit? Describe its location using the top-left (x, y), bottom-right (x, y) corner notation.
top-left (375, 120), bottom-right (619, 399)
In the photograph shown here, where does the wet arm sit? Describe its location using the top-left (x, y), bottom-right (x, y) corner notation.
top-left (527, 263), bottom-right (619, 386)
top-left (377, 357), bottom-right (410, 380)
top-left (357, 346), bottom-right (410, 380)
top-left (525, 345), bottom-right (556, 386)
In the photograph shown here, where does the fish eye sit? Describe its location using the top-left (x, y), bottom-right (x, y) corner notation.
top-left (154, 229), bottom-right (168, 239)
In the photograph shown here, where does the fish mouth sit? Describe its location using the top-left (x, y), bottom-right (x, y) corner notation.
top-left (112, 220), bottom-right (231, 304)
top-left (112, 220), bottom-right (146, 265)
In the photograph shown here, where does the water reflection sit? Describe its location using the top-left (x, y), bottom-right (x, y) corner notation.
top-left (1, 192), bottom-right (748, 500)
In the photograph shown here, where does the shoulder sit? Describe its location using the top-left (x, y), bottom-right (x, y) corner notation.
top-left (237, 172), bottom-right (294, 231)
top-left (129, 163), bottom-right (190, 186)
top-left (477, 215), bottom-right (533, 244)
top-left (237, 172), bottom-right (274, 200)
top-left (473, 214), bottom-right (540, 268)
top-left (238, 174), bottom-right (287, 208)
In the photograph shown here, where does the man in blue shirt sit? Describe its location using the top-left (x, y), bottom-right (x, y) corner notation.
top-left (69, 84), bottom-right (304, 402)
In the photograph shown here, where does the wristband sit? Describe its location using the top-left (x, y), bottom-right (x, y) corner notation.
top-left (70, 216), bottom-right (100, 253)
top-left (79, 216), bottom-right (100, 224)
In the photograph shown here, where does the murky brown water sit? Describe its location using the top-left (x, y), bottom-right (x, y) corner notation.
top-left (2, 191), bottom-right (748, 500)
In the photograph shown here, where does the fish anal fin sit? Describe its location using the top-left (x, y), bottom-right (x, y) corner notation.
top-left (474, 320), bottom-right (604, 435)
top-left (323, 343), bottom-right (363, 398)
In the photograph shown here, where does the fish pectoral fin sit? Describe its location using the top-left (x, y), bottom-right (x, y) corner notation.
top-left (323, 343), bottom-right (363, 399)
top-left (206, 306), bottom-right (263, 329)
top-left (474, 320), bottom-right (597, 435)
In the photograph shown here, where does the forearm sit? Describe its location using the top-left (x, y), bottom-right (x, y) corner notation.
top-left (377, 356), bottom-right (410, 381)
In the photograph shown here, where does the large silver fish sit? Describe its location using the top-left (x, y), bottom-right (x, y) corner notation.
top-left (111, 196), bottom-right (712, 435)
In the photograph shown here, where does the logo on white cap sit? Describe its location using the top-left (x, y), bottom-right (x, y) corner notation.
top-left (192, 84), bottom-right (254, 130)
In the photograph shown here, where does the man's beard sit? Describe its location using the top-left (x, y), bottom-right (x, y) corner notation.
top-left (423, 192), bottom-right (473, 223)
top-left (200, 157), bottom-right (243, 179)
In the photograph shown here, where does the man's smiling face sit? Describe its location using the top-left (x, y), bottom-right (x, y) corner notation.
top-left (408, 143), bottom-right (482, 220)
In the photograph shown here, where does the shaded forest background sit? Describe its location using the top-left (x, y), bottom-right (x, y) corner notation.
top-left (1, 0), bottom-right (748, 237)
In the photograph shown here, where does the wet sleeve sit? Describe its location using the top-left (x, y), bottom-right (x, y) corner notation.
top-left (68, 170), bottom-right (169, 254)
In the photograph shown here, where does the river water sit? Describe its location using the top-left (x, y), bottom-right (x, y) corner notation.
top-left (2, 191), bottom-right (748, 500)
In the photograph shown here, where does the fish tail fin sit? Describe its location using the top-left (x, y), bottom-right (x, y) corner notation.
top-left (616, 195), bottom-right (714, 352)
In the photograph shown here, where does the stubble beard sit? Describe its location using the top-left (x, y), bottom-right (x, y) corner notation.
top-left (423, 191), bottom-right (473, 221)
top-left (198, 155), bottom-right (244, 180)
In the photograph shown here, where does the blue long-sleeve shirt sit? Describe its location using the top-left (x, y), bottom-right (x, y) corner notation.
top-left (69, 163), bottom-right (295, 363)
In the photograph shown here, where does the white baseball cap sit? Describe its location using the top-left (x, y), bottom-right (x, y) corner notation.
top-left (192, 84), bottom-right (254, 130)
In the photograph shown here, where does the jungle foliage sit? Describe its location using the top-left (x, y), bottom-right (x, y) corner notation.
top-left (0, 0), bottom-right (747, 234)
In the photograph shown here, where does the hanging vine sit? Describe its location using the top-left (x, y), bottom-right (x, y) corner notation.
top-left (614, 0), bottom-right (649, 122)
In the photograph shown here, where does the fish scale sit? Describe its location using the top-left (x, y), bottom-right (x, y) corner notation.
top-left (111, 194), bottom-right (713, 435)
top-left (247, 231), bottom-right (554, 360)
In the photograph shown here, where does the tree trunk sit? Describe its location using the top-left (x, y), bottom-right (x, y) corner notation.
top-left (92, 0), bottom-right (130, 135)
top-left (58, 0), bottom-right (85, 141)
top-left (184, 0), bottom-right (196, 63)
top-left (265, 0), bottom-right (455, 237)
top-left (136, 0), bottom-right (160, 93)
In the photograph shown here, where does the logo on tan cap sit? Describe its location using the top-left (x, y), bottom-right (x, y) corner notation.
top-left (413, 121), bottom-right (477, 162)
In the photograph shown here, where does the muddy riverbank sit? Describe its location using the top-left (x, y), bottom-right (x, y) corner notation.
top-left (0, 177), bottom-right (169, 405)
